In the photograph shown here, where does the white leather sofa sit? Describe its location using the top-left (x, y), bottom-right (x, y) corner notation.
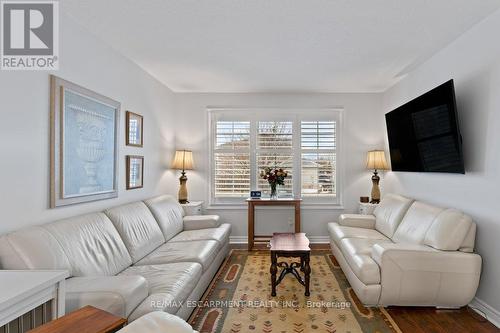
top-left (0, 195), bottom-right (231, 322)
top-left (328, 193), bottom-right (481, 307)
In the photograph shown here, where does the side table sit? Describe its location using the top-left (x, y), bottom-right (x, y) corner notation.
top-left (181, 201), bottom-right (203, 216)
top-left (28, 305), bottom-right (126, 333)
top-left (247, 198), bottom-right (302, 250)
top-left (359, 202), bottom-right (378, 215)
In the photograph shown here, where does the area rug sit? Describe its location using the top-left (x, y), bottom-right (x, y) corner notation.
top-left (189, 250), bottom-right (401, 333)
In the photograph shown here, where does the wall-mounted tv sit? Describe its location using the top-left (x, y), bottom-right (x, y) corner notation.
top-left (385, 80), bottom-right (465, 173)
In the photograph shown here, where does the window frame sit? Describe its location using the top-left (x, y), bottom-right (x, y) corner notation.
top-left (207, 107), bottom-right (344, 209)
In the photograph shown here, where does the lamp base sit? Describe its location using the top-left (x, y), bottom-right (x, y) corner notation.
top-left (178, 172), bottom-right (189, 204)
top-left (370, 170), bottom-right (381, 204)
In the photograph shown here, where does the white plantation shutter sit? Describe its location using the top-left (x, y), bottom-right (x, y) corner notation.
top-left (301, 121), bottom-right (336, 196)
top-left (301, 121), bottom-right (336, 149)
top-left (216, 121), bottom-right (250, 149)
top-left (209, 110), bottom-right (341, 205)
top-left (258, 121), bottom-right (293, 148)
top-left (257, 121), bottom-right (294, 195)
top-left (214, 121), bottom-right (251, 197)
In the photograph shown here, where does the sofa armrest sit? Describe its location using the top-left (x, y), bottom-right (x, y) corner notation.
top-left (371, 243), bottom-right (482, 271)
top-left (338, 214), bottom-right (376, 229)
top-left (118, 311), bottom-right (198, 333)
top-left (183, 215), bottom-right (221, 230)
top-left (65, 276), bottom-right (148, 318)
top-left (372, 243), bottom-right (482, 306)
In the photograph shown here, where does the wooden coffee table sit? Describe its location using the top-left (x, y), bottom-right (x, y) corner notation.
top-left (269, 232), bottom-right (311, 296)
top-left (28, 305), bottom-right (126, 333)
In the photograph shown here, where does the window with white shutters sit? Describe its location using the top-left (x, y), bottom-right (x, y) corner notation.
top-left (209, 110), bottom-right (342, 206)
top-left (256, 121), bottom-right (294, 195)
top-left (213, 121), bottom-right (251, 197)
top-left (301, 121), bottom-right (336, 196)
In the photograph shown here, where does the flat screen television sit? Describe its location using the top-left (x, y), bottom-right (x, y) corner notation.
top-left (385, 80), bottom-right (465, 173)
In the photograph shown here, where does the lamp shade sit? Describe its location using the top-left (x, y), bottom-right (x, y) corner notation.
top-left (366, 150), bottom-right (389, 170)
top-left (171, 150), bottom-right (194, 170)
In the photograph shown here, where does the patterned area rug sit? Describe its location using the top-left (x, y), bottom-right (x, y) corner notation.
top-left (189, 250), bottom-right (401, 333)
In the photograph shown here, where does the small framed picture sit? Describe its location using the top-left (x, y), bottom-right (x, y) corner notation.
top-left (126, 155), bottom-right (144, 190)
top-left (126, 111), bottom-right (143, 147)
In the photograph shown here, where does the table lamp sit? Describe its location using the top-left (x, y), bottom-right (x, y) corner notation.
top-left (171, 150), bottom-right (194, 203)
top-left (366, 150), bottom-right (389, 204)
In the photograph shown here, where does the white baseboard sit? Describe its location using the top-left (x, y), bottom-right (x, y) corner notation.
top-left (469, 297), bottom-right (500, 328)
top-left (229, 236), bottom-right (248, 244)
top-left (229, 236), bottom-right (330, 244)
top-left (308, 236), bottom-right (330, 244)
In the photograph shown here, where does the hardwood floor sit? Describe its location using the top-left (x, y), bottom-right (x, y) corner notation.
top-left (386, 306), bottom-right (498, 333)
top-left (230, 244), bottom-right (499, 333)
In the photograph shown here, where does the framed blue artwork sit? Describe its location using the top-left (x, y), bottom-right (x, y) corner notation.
top-left (50, 75), bottom-right (120, 207)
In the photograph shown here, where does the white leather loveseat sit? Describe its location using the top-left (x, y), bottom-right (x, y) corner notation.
top-left (0, 195), bottom-right (231, 322)
top-left (328, 193), bottom-right (481, 307)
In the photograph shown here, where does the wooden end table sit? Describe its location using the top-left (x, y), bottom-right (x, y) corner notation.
top-left (28, 305), bottom-right (126, 333)
top-left (269, 232), bottom-right (311, 297)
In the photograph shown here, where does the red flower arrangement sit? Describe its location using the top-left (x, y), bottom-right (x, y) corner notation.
top-left (260, 167), bottom-right (288, 198)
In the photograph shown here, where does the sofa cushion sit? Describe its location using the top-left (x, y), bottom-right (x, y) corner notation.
top-left (42, 213), bottom-right (132, 276)
top-left (338, 214), bottom-right (376, 229)
top-left (328, 223), bottom-right (388, 247)
top-left (339, 238), bottom-right (384, 285)
top-left (373, 193), bottom-right (413, 238)
top-left (424, 208), bottom-right (473, 251)
top-left (65, 275), bottom-right (148, 318)
top-left (0, 226), bottom-right (72, 273)
top-left (392, 201), bottom-right (444, 244)
top-left (120, 262), bottom-right (202, 321)
top-left (168, 223), bottom-right (231, 246)
top-left (134, 240), bottom-right (219, 272)
top-left (340, 238), bottom-right (392, 256)
top-left (183, 215), bottom-right (221, 230)
top-left (144, 195), bottom-right (185, 241)
top-left (105, 202), bottom-right (165, 263)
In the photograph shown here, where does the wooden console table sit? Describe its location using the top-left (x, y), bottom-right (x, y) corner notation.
top-left (246, 198), bottom-right (302, 250)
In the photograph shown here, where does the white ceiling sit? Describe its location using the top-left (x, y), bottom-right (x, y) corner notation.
top-left (61, 0), bottom-right (500, 93)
